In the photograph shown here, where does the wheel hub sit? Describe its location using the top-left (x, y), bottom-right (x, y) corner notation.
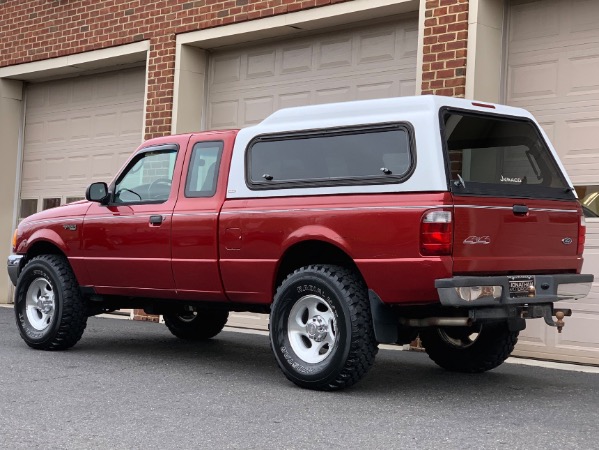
top-left (287, 294), bottom-right (338, 364)
top-left (306, 315), bottom-right (328, 342)
top-left (38, 295), bottom-right (54, 314)
top-left (25, 277), bottom-right (56, 331)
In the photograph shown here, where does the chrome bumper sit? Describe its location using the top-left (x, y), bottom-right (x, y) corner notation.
top-left (436, 273), bottom-right (594, 307)
top-left (7, 254), bottom-right (24, 286)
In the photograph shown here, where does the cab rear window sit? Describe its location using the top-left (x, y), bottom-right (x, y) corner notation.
top-left (247, 124), bottom-right (414, 189)
top-left (442, 110), bottom-right (575, 200)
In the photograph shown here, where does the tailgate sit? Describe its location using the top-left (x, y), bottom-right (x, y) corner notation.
top-left (452, 196), bottom-right (581, 273)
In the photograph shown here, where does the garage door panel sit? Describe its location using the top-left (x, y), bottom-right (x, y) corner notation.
top-left (209, 100), bottom-right (239, 129)
top-left (281, 45), bottom-right (313, 74)
top-left (569, 0), bottom-right (599, 34)
top-left (518, 318), bottom-right (549, 346)
top-left (507, 59), bottom-right (559, 102)
top-left (279, 91), bottom-right (311, 109)
top-left (508, 0), bottom-right (599, 364)
top-left (247, 50), bottom-right (276, 79)
top-left (358, 30), bottom-right (396, 64)
top-left (212, 55), bottom-right (242, 84)
top-left (207, 16), bottom-right (418, 129)
top-left (555, 313), bottom-right (599, 350)
top-left (318, 36), bottom-right (353, 69)
top-left (21, 68), bottom-right (145, 212)
top-left (66, 157), bottom-right (90, 183)
top-left (92, 153), bottom-right (121, 180)
top-left (509, 1), bottom-right (560, 45)
top-left (243, 96), bottom-right (275, 125)
top-left (567, 54), bottom-right (599, 96)
top-left (207, 18), bottom-right (417, 128)
top-left (120, 109), bottom-right (144, 136)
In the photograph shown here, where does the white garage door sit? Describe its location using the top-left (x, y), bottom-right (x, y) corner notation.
top-left (206, 16), bottom-right (418, 130)
top-left (20, 68), bottom-right (145, 218)
top-left (205, 17), bottom-right (418, 330)
top-left (506, 0), bottom-right (599, 364)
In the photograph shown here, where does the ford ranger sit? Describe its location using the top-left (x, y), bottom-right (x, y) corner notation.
top-left (7, 96), bottom-right (594, 390)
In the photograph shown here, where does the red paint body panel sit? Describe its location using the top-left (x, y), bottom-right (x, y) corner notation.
top-left (219, 193), bottom-right (454, 304)
top-left (170, 131), bottom-right (238, 302)
top-left (80, 135), bottom-right (191, 296)
top-left (452, 195), bottom-right (582, 274)
top-left (18, 202), bottom-right (92, 283)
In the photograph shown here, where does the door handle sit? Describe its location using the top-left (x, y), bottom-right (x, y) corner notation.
top-left (149, 215), bottom-right (163, 225)
top-left (513, 204), bottom-right (529, 216)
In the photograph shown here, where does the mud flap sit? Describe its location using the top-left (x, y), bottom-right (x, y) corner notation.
top-left (368, 290), bottom-right (399, 344)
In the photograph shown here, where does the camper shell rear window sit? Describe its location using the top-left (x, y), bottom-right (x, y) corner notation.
top-left (246, 123), bottom-right (415, 190)
top-left (441, 108), bottom-right (575, 201)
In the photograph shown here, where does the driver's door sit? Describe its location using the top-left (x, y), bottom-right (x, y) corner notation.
top-left (81, 144), bottom-right (181, 296)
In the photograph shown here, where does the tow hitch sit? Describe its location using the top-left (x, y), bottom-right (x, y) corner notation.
top-left (522, 305), bottom-right (572, 333)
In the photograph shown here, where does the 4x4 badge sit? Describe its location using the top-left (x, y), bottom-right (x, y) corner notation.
top-left (562, 237), bottom-right (573, 245)
top-left (463, 236), bottom-right (490, 245)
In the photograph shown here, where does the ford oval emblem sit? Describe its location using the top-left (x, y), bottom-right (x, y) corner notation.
top-left (562, 237), bottom-right (573, 245)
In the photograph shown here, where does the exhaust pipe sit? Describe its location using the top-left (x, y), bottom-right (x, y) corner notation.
top-left (399, 317), bottom-right (472, 327)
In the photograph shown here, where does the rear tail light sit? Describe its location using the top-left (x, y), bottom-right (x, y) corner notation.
top-left (420, 210), bottom-right (453, 256)
top-left (578, 214), bottom-right (586, 255)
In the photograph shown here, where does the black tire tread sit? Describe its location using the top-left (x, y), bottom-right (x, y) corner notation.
top-left (274, 264), bottom-right (378, 391)
top-left (16, 254), bottom-right (87, 351)
top-left (419, 322), bottom-right (519, 373)
top-left (163, 309), bottom-right (229, 340)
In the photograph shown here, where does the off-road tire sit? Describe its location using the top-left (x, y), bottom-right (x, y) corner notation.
top-left (270, 264), bottom-right (378, 391)
top-left (163, 309), bottom-right (229, 340)
top-left (420, 321), bottom-right (519, 373)
top-left (14, 255), bottom-right (88, 350)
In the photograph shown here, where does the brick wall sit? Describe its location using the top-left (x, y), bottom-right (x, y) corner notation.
top-left (421, 0), bottom-right (468, 97)
top-left (0, 0), bottom-right (350, 140)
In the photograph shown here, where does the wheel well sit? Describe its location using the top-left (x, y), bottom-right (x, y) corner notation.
top-left (25, 241), bottom-right (65, 263)
top-left (275, 240), bottom-right (365, 291)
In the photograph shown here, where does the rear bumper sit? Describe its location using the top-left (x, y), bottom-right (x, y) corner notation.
top-left (436, 273), bottom-right (594, 307)
top-left (7, 254), bottom-right (24, 286)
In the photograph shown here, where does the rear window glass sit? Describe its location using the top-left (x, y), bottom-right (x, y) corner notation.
top-left (442, 110), bottom-right (574, 200)
top-left (247, 124), bottom-right (413, 189)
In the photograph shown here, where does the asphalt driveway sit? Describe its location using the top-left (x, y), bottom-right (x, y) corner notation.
top-left (0, 306), bottom-right (597, 449)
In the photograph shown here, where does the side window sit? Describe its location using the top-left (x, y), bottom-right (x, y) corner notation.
top-left (114, 148), bottom-right (177, 204)
top-left (247, 124), bottom-right (413, 188)
top-left (185, 141), bottom-right (223, 198)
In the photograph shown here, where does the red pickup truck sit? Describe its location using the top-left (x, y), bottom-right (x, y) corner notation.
top-left (8, 96), bottom-right (593, 390)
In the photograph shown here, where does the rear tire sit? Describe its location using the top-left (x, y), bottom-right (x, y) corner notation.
top-left (163, 309), bottom-right (229, 340)
top-left (270, 264), bottom-right (378, 391)
top-left (14, 255), bottom-right (88, 350)
top-left (420, 321), bottom-right (518, 373)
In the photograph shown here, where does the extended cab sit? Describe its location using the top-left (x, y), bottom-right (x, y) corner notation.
top-left (7, 96), bottom-right (593, 390)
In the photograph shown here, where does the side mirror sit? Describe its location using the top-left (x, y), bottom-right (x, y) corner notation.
top-left (86, 182), bottom-right (109, 204)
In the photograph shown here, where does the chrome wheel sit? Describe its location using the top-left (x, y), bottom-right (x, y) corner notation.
top-left (25, 277), bottom-right (56, 331)
top-left (287, 294), bottom-right (337, 364)
top-left (438, 325), bottom-right (481, 349)
top-left (177, 311), bottom-right (197, 323)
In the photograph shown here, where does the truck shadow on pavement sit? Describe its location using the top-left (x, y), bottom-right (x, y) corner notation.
top-left (67, 318), bottom-right (574, 399)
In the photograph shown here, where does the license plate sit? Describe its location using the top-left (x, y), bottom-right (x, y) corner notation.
top-left (508, 275), bottom-right (535, 298)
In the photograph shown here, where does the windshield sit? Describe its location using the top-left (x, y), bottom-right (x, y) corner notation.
top-left (442, 110), bottom-right (575, 200)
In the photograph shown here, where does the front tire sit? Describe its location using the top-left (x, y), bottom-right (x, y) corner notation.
top-left (14, 255), bottom-right (88, 350)
top-left (270, 265), bottom-right (378, 391)
top-left (163, 309), bottom-right (229, 340)
top-left (420, 321), bottom-right (519, 373)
